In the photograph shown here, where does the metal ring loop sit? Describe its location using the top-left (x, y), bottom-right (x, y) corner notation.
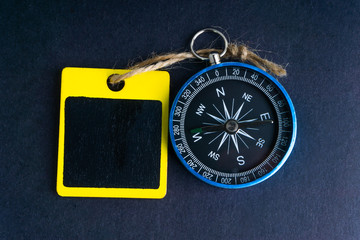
top-left (190, 28), bottom-right (229, 61)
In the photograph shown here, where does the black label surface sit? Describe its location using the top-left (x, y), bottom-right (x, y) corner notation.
top-left (63, 97), bottom-right (162, 189)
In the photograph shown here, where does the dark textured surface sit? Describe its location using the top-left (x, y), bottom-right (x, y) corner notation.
top-left (1, 0), bottom-right (359, 239)
top-left (63, 97), bottom-right (161, 188)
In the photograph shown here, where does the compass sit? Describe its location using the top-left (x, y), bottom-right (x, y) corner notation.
top-left (169, 29), bottom-right (297, 188)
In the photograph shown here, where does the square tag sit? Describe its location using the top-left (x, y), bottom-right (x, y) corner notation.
top-left (57, 67), bottom-right (169, 199)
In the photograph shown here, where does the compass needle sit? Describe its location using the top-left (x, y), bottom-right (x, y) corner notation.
top-left (190, 124), bottom-right (224, 134)
top-left (227, 135), bottom-right (231, 155)
top-left (231, 98), bottom-right (235, 117)
top-left (238, 118), bottom-right (257, 123)
top-left (238, 120), bottom-right (274, 128)
top-left (204, 131), bottom-right (216, 135)
top-left (202, 122), bottom-right (220, 126)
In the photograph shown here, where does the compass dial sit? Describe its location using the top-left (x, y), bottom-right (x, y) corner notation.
top-left (170, 62), bottom-right (297, 188)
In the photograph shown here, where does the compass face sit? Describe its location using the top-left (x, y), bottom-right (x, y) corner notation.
top-left (169, 62), bottom-right (297, 188)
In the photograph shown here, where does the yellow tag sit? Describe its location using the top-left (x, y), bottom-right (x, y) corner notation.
top-left (57, 67), bottom-right (169, 199)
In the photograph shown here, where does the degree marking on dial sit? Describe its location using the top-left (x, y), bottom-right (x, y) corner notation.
top-left (243, 69), bottom-right (247, 77)
top-left (225, 68), bottom-right (228, 76)
top-left (190, 84), bottom-right (196, 90)
top-left (259, 79), bottom-right (265, 86)
top-left (178, 100), bottom-right (185, 105)
top-left (173, 119), bottom-right (181, 122)
top-left (271, 93), bottom-right (279, 99)
top-left (206, 73), bottom-right (211, 80)
top-left (276, 147), bottom-right (286, 152)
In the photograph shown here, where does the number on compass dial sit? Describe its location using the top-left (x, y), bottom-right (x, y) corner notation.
top-left (170, 63), bottom-right (296, 188)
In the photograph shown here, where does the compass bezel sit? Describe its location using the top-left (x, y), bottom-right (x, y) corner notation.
top-left (169, 62), bottom-right (297, 188)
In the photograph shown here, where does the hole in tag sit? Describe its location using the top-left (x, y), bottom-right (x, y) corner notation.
top-left (107, 74), bottom-right (125, 91)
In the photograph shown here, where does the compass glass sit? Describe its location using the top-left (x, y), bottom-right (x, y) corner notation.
top-left (170, 62), bottom-right (296, 188)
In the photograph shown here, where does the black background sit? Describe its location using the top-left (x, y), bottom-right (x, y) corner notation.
top-left (1, 0), bottom-right (359, 239)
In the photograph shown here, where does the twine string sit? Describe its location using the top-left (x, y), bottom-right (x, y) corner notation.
top-left (109, 43), bottom-right (287, 84)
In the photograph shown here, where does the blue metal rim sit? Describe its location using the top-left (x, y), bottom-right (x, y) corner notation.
top-left (169, 62), bottom-right (297, 189)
